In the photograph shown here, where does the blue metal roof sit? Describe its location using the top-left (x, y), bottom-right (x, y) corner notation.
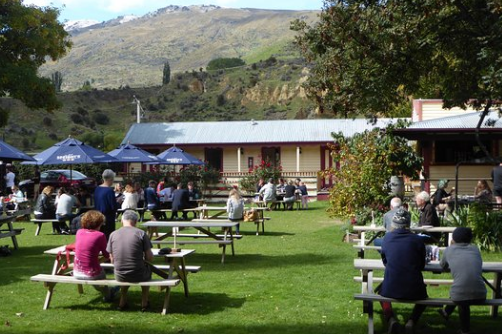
top-left (122, 119), bottom-right (402, 145)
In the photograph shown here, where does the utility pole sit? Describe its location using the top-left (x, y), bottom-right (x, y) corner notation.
top-left (133, 95), bottom-right (142, 124)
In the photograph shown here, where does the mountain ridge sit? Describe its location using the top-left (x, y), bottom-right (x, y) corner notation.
top-left (41, 6), bottom-right (319, 90)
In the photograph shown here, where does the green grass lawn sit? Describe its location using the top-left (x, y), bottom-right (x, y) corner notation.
top-left (1, 201), bottom-right (501, 334)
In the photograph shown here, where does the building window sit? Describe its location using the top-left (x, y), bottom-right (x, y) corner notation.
top-left (204, 148), bottom-right (223, 171)
top-left (434, 140), bottom-right (491, 163)
top-left (261, 147), bottom-right (281, 167)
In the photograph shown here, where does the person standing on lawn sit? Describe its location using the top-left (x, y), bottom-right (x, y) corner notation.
top-left (94, 169), bottom-right (118, 240)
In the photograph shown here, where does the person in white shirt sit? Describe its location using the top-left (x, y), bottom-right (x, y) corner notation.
top-left (121, 184), bottom-right (138, 210)
top-left (258, 178), bottom-right (276, 208)
top-left (55, 188), bottom-right (80, 234)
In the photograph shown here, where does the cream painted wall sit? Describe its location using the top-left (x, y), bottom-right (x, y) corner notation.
top-left (429, 165), bottom-right (493, 195)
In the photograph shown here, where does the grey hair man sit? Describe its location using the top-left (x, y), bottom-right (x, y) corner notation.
top-left (102, 169), bottom-right (115, 185)
top-left (383, 197), bottom-right (403, 232)
top-left (107, 209), bottom-right (153, 311)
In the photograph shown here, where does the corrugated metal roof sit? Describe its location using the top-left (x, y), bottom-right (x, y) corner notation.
top-left (409, 111), bottom-right (502, 129)
top-left (122, 119), bottom-right (402, 145)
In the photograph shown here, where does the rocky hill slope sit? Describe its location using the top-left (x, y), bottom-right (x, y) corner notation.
top-left (40, 5), bottom-right (319, 91)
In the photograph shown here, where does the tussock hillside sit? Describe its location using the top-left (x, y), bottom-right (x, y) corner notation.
top-left (40, 5), bottom-right (319, 90)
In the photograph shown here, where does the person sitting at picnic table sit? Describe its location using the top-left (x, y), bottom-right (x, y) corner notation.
top-left (438, 227), bottom-right (486, 334)
top-left (187, 181), bottom-right (200, 201)
top-left (94, 169), bottom-right (119, 240)
top-left (259, 178), bottom-right (276, 209)
top-left (5, 185), bottom-right (26, 211)
top-left (433, 179), bottom-right (454, 214)
top-left (76, 187), bottom-right (93, 214)
top-left (121, 184), bottom-right (138, 210)
top-left (380, 208), bottom-right (428, 334)
top-left (55, 187), bottom-right (80, 235)
top-left (107, 210), bottom-right (153, 311)
top-left (474, 179), bottom-right (492, 204)
top-left (416, 191), bottom-right (441, 243)
top-left (277, 178), bottom-right (286, 193)
top-left (171, 183), bottom-right (190, 220)
top-left (73, 210), bottom-right (116, 302)
top-left (383, 197), bottom-right (402, 232)
top-left (227, 189), bottom-right (244, 234)
top-left (373, 197), bottom-right (403, 248)
top-left (283, 180), bottom-right (297, 210)
top-left (256, 178), bottom-right (265, 193)
top-left (34, 186), bottom-right (56, 220)
top-left (114, 183), bottom-right (124, 205)
top-left (134, 182), bottom-right (145, 209)
top-left (159, 182), bottom-right (173, 208)
top-left (145, 180), bottom-right (165, 221)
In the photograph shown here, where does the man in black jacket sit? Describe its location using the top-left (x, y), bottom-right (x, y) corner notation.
top-left (171, 183), bottom-right (189, 220)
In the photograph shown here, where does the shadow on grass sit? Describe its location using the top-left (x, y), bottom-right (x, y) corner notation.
top-left (0, 244), bottom-right (68, 286)
top-left (186, 252), bottom-right (335, 271)
top-left (238, 231), bottom-right (295, 237)
top-left (29, 322), bottom-right (365, 334)
top-left (56, 291), bottom-right (245, 316)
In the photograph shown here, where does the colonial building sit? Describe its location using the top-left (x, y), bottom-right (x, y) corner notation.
top-left (122, 119), bottom-right (398, 195)
top-left (395, 100), bottom-right (502, 195)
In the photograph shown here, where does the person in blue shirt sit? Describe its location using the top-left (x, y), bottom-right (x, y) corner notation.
top-left (94, 169), bottom-right (118, 240)
top-left (380, 208), bottom-right (428, 334)
top-left (145, 180), bottom-right (165, 220)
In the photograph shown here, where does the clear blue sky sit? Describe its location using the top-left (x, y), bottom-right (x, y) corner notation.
top-left (23, 1), bottom-right (325, 22)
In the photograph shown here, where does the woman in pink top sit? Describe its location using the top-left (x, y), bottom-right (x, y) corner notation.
top-left (73, 210), bottom-right (115, 301)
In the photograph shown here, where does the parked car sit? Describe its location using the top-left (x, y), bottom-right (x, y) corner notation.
top-left (19, 170), bottom-right (97, 198)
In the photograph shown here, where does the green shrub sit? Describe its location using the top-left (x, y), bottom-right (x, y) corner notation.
top-left (207, 57), bottom-right (245, 71)
top-left (92, 112), bottom-right (110, 125)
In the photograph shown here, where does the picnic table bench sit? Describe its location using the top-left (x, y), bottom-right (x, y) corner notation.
top-left (354, 258), bottom-right (502, 334)
top-left (0, 215), bottom-right (23, 250)
top-left (354, 293), bottom-right (502, 334)
top-left (30, 274), bottom-right (180, 315)
top-left (143, 220), bottom-right (239, 264)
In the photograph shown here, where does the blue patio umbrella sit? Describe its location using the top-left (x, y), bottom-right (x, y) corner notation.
top-left (153, 146), bottom-right (204, 165)
top-left (0, 140), bottom-right (36, 162)
top-left (108, 143), bottom-right (160, 163)
top-left (24, 137), bottom-right (117, 165)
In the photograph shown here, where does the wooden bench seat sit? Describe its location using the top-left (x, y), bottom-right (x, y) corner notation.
top-left (353, 276), bottom-right (453, 286)
top-left (31, 218), bottom-right (61, 236)
top-left (173, 233), bottom-right (243, 239)
top-left (0, 228), bottom-right (25, 237)
top-left (354, 293), bottom-right (502, 334)
top-left (30, 274), bottom-right (180, 315)
top-left (152, 239), bottom-right (233, 245)
top-left (100, 263), bottom-right (202, 274)
top-left (353, 244), bottom-right (446, 259)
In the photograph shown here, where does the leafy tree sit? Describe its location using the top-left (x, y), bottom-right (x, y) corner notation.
top-left (292, 1), bottom-right (502, 130)
top-left (0, 1), bottom-right (71, 126)
top-left (322, 122), bottom-right (423, 218)
top-left (92, 112), bottom-right (110, 125)
top-left (162, 61), bottom-right (171, 85)
top-left (207, 57), bottom-right (245, 71)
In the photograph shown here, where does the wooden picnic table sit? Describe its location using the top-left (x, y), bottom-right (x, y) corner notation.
top-left (354, 258), bottom-right (502, 317)
top-left (0, 215), bottom-right (23, 250)
top-left (44, 245), bottom-right (196, 297)
top-left (353, 225), bottom-right (457, 247)
top-left (142, 220), bottom-right (239, 264)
